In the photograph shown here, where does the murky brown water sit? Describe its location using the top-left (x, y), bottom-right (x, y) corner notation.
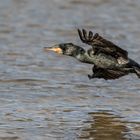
top-left (0, 0), bottom-right (140, 139)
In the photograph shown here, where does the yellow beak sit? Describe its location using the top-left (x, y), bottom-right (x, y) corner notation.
top-left (44, 45), bottom-right (63, 54)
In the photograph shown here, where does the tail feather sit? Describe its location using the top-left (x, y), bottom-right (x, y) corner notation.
top-left (129, 59), bottom-right (140, 69)
top-left (128, 59), bottom-right (140, 78)
top-left (133, 67), bottom-right (140, 78)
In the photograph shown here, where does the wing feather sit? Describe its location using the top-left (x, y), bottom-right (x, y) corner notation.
top-left (77, 29), bottom-right (128, 63)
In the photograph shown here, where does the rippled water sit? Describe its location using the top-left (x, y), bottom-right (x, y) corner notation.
top-left (0, 0), bottom-right (140, 139)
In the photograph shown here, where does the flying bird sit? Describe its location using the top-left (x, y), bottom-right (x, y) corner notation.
top-left (44, 29), bottom-right (140, 80)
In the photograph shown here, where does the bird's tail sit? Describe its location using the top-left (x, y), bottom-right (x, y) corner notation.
top-left (129, 59), bottom-right (140, 78)
top-left (133, 66), bottom-right (140, 78)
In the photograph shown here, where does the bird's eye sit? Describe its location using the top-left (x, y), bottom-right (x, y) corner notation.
top-left (63, 47), bottom-right (67, 52)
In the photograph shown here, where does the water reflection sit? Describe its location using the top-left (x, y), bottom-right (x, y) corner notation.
top-left (80, 112), bottom-right (128, 140)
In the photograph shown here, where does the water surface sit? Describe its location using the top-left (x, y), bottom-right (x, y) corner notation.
top-left (0, 0), bottom-right (140, 139)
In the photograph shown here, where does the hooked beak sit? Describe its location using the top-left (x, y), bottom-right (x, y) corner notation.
top-left (44, 45), bottom-right (63, 54)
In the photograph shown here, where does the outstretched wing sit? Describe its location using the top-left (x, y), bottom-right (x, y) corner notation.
top-left (77, 29), bottom-right (128, 64)
top-left (91, 67), bottom-right (127, 80)
top-left (104, 69), bottom-right (128, 79)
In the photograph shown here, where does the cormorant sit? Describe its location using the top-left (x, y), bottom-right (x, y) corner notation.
top-left (44, 29), bottom-right (140, 80)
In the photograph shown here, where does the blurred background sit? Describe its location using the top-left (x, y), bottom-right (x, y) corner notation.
top-left (0, 0), bottom-right (140, 139)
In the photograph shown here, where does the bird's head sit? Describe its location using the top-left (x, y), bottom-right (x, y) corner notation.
top-left (44, 43), bottom-right (85, 57)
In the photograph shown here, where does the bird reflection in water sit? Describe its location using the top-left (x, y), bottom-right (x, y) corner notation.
top-left (79, 112), bottom-right (129, 140)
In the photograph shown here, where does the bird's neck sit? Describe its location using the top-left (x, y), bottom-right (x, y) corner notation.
top-left (74, 52), bottom-right (119, 68)
top-left (75, 52), bottom-right (96, 64)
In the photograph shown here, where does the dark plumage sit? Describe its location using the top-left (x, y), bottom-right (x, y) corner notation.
top-left (78, 29), bottom-right (128, 64)
top-left (44, 29), bottom-right (140, 80)
top-left (77, 29), bottom-right (140, 79)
